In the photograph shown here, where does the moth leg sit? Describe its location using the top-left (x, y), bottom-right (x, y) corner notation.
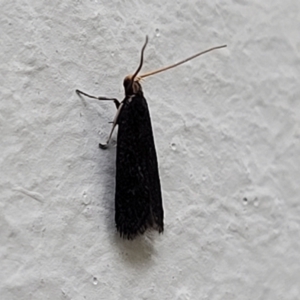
top-left (99, 102), bottom-right (124, 149)
top-left (76, 89), bottom-right (120, 108)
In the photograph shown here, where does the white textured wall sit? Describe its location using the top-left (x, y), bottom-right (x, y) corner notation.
top-left (1, 1), bottom-right (299, 299)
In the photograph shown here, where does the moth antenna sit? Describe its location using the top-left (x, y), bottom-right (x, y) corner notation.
top-left (140, 44), bottom-right (227, 78)
top-left (129, 35), bottom-right (149, 86)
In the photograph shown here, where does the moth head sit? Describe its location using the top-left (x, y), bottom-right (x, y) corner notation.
top-left (123, 75), bottom-right (143, 95)
top-left (123, 36), bottom-right (148, 97)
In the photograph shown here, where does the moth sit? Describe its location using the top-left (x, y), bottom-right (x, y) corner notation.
top-left (76, 36), bottom-right (226, 239)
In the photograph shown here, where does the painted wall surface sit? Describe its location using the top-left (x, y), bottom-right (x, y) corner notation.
top-left (1, 1), bottom-right (299, 299)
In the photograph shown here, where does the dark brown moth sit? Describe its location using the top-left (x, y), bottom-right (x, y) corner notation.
top-left (76, 36), bottom-right (226, 239)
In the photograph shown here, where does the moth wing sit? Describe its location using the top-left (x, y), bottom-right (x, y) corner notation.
top-left (115, 95), bottom-right (164, 239)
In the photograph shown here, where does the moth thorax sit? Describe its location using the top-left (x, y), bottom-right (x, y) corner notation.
top-left (123, 75), bottom-right (142, 96)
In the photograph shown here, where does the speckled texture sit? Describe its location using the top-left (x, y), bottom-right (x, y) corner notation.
top-left (1, 1), bottom-right (300, 299)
